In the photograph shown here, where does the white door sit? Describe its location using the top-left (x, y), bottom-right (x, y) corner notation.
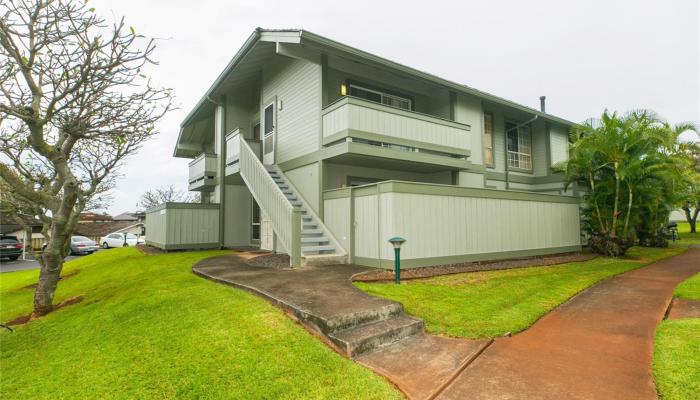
top-left (262, 102), bottom-right (275, 165)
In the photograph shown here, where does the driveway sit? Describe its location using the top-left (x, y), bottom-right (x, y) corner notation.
top-left (1, 255), bottom-right (79, 273)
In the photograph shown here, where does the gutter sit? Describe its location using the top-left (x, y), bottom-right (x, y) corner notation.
top-left (504, 115), bottom-right (538, 190)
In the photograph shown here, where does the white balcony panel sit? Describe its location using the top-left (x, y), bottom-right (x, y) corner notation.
top-left (322, 97), bottom-right (471, 155)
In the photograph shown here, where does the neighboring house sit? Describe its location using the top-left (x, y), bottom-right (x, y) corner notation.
top-left (146, 28), bottom-right (581, 268)
top-left (113, 211), bottom-right (146, 223)
top-left (78, 212), bottom-right (113, 223)
top-left (74, 220), bottom-right (145, 243)
top-left (113, 212), bottom-right (139, 221)
top-left (0, 213), bottom-right (44, 249)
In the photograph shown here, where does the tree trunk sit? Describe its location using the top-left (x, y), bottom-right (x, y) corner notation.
top-left (611, 164), bottom-right (621, 237)
top-left (589, 173), bottom-right (607, 233)
top-left (32, 179), bottom-right (79, 317)
top-left (33, 249), bottom-right (65, 316)
top-left (683, 205), bottom-right (698, 234)
top-left (623, 186), bottom-right (633, 238)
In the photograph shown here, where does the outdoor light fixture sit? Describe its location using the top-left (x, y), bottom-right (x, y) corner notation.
top-left (340, 83), bottom-right (347, 96)
top-left (388, 236), bottom-right (406, 284)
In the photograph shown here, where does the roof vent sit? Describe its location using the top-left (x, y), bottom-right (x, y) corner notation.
top-left (539, 96), bottom-right (546, 113)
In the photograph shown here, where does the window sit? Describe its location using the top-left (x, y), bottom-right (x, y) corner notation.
top-left (349, 84), bottom-right (411, 110)
top-left (506, 122), bottom-right (532, 170)
top-left (251, 199), bottom-right (261, 241)
top-left (483, 112), bottom-right (494, 167)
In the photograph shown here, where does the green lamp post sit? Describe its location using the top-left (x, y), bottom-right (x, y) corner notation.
top-left (388, 236), bottom-right (406, 284)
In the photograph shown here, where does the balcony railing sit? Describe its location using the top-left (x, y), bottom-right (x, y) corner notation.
top-left (225, 128), bottom-right (241, 176)
top-left (188, 153), bottom-right (217, 191)
top-left (322, 96), bottom-right (471, 158)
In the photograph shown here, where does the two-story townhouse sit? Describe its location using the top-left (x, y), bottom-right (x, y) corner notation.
top-left (145, 28), bottom-right (582, 268)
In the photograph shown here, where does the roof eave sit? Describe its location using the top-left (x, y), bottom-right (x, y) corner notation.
top-left (178, 29), bottom-right (264, 129)
top-left (299, 30), bottom-right (576, 127)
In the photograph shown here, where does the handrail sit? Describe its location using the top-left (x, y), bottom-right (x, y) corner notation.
top-left (239, 139), bottom-right (301, 267)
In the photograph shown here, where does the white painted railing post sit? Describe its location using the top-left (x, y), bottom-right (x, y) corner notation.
top-left (290, 207), bottom-right (301, 267)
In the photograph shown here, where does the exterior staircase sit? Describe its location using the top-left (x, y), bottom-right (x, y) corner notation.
top-left (263, 164), bottom-right (346, 266)
top-left (238, 138), bottom-right (345, 267)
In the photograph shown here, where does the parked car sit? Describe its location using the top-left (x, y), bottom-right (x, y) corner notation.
top-left (0, 235), bottom-right (24, 261)
top-left (70, 236), bottom-right (99, 255)
top-left (100, 232), bottom-right (138, 248)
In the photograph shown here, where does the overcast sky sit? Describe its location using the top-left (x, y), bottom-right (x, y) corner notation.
top-left (89, 0), bottom-right (699, 215)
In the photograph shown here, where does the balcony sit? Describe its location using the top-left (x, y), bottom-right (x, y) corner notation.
top-left (188, 153), bottom-right (217, 191)
top-left (321, 96), bottom-right (472, 170)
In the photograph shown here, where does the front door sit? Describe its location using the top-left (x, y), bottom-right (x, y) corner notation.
top-left (262, 101), bottom-right (275, 165)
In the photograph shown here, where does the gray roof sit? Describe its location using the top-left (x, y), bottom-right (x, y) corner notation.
top-left (179, 28), bottom-right (576, 133)
top-left (113, 212), bottom-right (138, 221)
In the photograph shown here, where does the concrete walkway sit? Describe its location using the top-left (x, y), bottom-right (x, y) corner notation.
top-left (193, 253), bottom-right (488, 399)
top-left (194, 249), bottom-right (699, 400)
top-left (437, 248), bottom-right (700, 400)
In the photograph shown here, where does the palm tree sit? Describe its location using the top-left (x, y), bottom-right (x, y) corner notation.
top-left (560, 109), bottom-right (696, 255)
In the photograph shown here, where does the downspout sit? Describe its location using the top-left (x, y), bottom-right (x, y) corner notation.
top-left (504, 115), bottom-right (538, 190)
top-left (207, 95), bottom-right (227, 248)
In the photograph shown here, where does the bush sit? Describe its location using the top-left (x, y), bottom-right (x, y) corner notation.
top-left (588, 234), bottom-right (633, 256)
top-left (638, 230), bottom-right (669, 248)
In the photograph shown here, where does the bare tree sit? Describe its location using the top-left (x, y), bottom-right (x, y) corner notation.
top-left (137, 185), bottom-right (199, 210)
top-left (0, 0), bottom-right (173, 317)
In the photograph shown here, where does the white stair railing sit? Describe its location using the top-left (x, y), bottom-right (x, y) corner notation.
top-left (239, 139), bottom-right (301, 267)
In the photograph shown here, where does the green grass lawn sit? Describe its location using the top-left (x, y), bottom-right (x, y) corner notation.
top-left (0, 248), bottom-right (401, 400)
top-left (356, 232), bottom-right (694, 339)
top-left (653, 222), bottom-right (699, 400)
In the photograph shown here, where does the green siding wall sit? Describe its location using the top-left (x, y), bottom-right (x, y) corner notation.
top-left (262, 56), bottom-right (321, 164)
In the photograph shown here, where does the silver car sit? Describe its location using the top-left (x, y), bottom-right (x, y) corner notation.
top-left (70, 235), bottom-right (99, 255)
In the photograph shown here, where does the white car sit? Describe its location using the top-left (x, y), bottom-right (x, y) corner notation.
top-left (100, 233), bottom-right (138, 249)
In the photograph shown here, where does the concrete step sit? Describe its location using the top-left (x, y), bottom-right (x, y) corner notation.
top-left (328, 315), bottom-right (424, 358)
top-left (302, 244), bottom-right (335, 253)
top-left (301, 236), bottom-right (329, 244)
top-left (305, 300), bottom-right (402, 334)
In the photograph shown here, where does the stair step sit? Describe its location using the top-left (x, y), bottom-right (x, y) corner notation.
top-left (303, 223), bottom-right (318, 229)
top-left (302, 215), bottom-right (312, 221)
top-left (328, 315), bottom-right (424, 357)
top-left (301, 236), bottom-right (329, 244)
top-left (302, 244), bottom-right (335, 253)
top-left (302, 228), bottom-right (323, 235)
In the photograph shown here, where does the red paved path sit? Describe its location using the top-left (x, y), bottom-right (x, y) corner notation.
top-left (436, 248), bottom-right (700, 400)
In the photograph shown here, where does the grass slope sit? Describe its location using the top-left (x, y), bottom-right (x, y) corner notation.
top-left (356, 245), bottom-right (688, 339)
top-left (0, 248), bottom-right (401, 400)
top-left (653, 223), bottom-right (699, 400)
